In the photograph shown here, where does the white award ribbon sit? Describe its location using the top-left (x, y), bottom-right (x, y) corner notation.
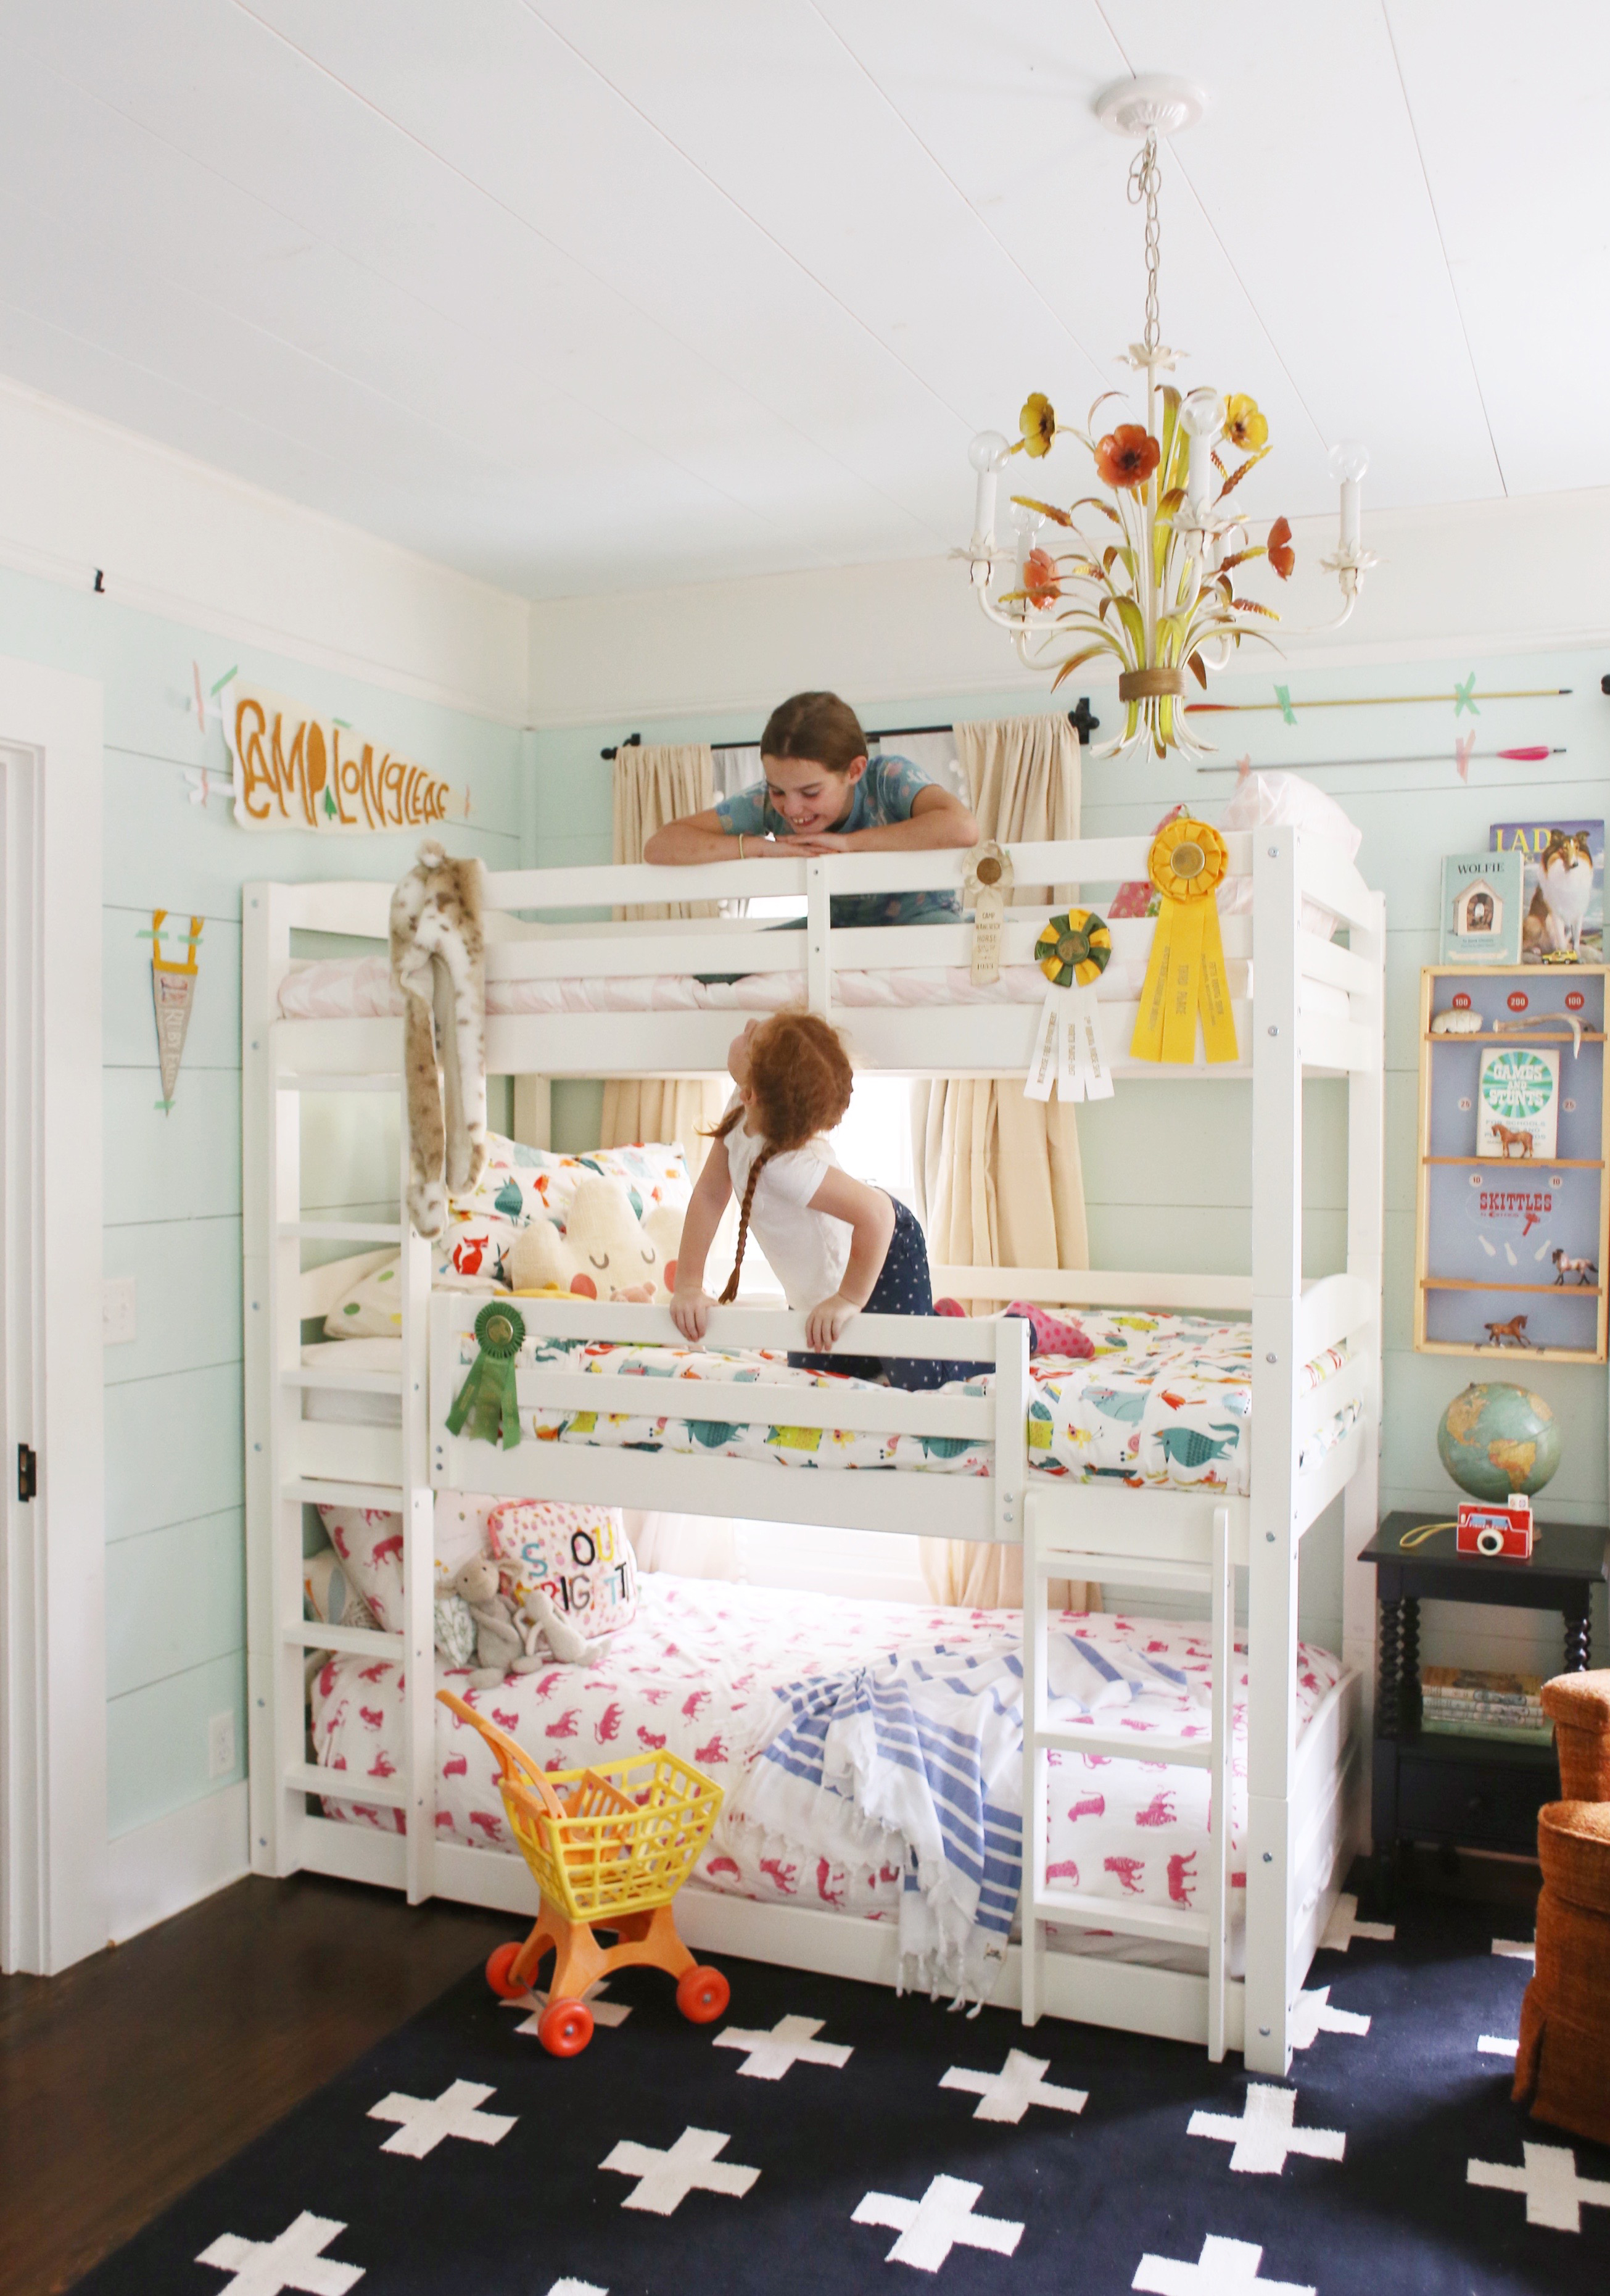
top-left (963, 841), bottom-right (1015, 986)
top-left (1025, 990), bottom-right (1059, 1100)
top-left (1028, 983), bottom-right (1113, 1104)
top-left (1063, 980), bottom-right (1114, 1102)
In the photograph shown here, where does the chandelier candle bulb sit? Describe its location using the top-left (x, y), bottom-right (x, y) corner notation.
top-left (968, 432), bottom-right (1008, 551)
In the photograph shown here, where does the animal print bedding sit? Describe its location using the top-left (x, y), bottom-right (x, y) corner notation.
top-left (463, 1310), bottom-right (1358, 1494)
top-left (309, 1575), bottom-right (1344, 1954)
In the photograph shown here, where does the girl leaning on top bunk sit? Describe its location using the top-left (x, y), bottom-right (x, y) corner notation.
top-left (642, 689), bottom-right (979, 926)
top-left (670, 1011), bottom-right (980, 1391)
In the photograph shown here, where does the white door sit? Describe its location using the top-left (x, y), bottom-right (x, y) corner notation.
top-left (0, 658), bottom-right (104, 1975)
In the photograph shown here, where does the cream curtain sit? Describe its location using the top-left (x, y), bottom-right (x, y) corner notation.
top-left (917, 713), bottom-right (1094, 1612)
top-left (613, 741), bottom-right (719, 923)
top-left (601, 742), bottom-right (726, 1174)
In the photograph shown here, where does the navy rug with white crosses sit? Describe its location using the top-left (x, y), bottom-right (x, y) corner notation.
top-left (73, 1889), bottom-right (1604, 2295)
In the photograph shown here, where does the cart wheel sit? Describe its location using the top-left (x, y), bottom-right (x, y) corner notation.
top-left (485, 1941), bottom-right (526, 2000)
top-left (676, 1965), bottom-right (730, 2024)
top-left (538, 1997), bottom-right (594, 2057)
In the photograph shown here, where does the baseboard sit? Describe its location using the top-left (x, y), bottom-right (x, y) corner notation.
top-left (107, 1780), bottom-right (250, 1945)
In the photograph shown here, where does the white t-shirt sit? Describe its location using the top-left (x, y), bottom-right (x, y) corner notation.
top-left (721, 1105), bottom-right (849, 1308)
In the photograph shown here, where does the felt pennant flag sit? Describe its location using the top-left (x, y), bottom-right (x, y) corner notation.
top-left (221, 678), bottom-right (471, 834)
top-left (141, 911), bottom-right (203, 1112)
top-left (1131, 821), bottom-right (1238, 1066)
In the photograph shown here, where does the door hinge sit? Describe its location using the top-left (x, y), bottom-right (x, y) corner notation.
top-left (17, 1444), bottom-right (37, 1502)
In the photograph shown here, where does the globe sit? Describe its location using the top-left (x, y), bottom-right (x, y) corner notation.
top-left (1436, 1382), bottom-right (1561, 1501)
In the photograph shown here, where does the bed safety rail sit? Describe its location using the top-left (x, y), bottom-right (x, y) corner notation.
top-left (429, 1293), bottom-right (1031, 1542)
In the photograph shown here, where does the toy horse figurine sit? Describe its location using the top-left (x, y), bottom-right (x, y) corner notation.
top-left (1482, 1314), bottom-right (1535, 1349)
top-left (1551, 1248), bottom-right (1600, 1288)
top-left (1489, 1121), bottom-right (1535, 1161)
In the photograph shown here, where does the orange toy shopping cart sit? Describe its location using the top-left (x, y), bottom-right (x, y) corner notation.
top-left (438, 1689), bottom-right (731, 2056)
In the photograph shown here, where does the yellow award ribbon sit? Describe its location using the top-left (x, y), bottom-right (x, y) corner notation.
top-left (1130, 819), bottom-right (1239, 1065)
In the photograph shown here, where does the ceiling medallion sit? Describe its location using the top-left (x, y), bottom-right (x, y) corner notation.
top-left (962, 76), bottom-right (1375, 761)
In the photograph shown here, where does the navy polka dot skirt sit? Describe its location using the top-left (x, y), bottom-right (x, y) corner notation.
top-left (788, 1197), bottom-right (988, 1392)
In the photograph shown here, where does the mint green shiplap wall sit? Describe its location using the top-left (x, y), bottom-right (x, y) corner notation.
top-left (529, 645), bottom-right (1609, 1670)
top-left (0, 562), bottom-right (526, 1840)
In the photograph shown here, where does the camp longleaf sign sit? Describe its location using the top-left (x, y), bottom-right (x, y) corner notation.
top-left (224, 681), bottom-right (469, 833)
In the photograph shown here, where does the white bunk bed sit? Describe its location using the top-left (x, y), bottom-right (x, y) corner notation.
top-left (243, 829), bottom-right (1384, 2078)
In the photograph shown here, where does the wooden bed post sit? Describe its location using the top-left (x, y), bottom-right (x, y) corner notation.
top-left (242, 884), bottom-right (302, 1882)
top-left (1343, 889), bottom-right (1386, 1836)
top-left (1247, 831), bottom-right (1303, 2075)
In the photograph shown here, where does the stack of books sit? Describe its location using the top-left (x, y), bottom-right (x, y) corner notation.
top-left (1419, 1666), bottom-right (1552, 1745)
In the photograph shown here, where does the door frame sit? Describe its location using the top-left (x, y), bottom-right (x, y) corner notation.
top-left (0, 654), bottom-right (104, 1975)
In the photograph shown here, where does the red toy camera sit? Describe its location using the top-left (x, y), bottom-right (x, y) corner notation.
top-left (1455, 1494), bottom-right (1534, 1560)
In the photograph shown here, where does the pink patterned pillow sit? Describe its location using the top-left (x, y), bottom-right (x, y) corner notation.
top-left (317, 1494), bottom-right (495, 1630)
top-left (485, 1502), bottom-right (637, 1642)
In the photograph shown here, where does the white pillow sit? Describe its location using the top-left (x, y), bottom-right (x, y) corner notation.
top-left (321, 1138), bottom-right (694, 1335)
top-left (1217, 771), bottom-right (1363, 936)
top-left (454, 1135), bottom-right (693, 1232)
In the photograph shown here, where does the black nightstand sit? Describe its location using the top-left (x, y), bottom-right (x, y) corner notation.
top-left (1364, 1511), bottom-right (1609, 1905)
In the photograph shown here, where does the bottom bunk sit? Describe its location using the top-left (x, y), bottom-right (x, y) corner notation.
top-left (299, 1571), bottom-right (1361, 2049)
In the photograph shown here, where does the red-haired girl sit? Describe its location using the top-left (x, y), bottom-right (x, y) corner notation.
top-left (670, 1012), bottom-right (971, 1390)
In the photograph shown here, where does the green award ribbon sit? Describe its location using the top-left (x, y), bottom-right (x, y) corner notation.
top-left (446, 1301), bottom-right (527, 1449)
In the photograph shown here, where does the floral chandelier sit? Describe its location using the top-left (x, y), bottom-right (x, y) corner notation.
top-left (963, 77), bottom-right (1373, 762)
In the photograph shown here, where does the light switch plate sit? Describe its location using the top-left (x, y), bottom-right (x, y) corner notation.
top-left (207, 1710), bottom-right (236, 1780)
top-left (102, 1275), bottom-right (137, 1346)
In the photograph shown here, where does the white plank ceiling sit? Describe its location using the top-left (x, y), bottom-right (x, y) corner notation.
top-left (0, 1), bottom-right (1601, 597)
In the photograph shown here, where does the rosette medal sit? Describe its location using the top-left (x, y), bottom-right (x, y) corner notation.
top-left (1131, 821), bottom-right (1239, 1065)
top-left (1025, 909), bottom-right (1115, 1103)
top-left (446, 1301), bottom-right (527, 1449)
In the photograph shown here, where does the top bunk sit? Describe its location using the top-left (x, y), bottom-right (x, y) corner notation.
top-left (250, 827), bottom-right (1383, 1082)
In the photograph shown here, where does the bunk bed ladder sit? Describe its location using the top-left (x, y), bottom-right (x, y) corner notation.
top-left (1020, 1499), bottom-right (1235, 2061)
top-left (245, 880), bottom-right (436, 1899)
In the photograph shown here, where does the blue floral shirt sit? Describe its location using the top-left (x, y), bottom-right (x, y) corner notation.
top-left (714, 753), bottom-right (962, 927)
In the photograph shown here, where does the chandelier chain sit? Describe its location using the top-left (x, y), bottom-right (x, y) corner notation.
top-left (1126, 128), bottom-right (1162, 353)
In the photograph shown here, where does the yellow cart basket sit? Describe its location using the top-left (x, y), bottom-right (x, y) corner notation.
top-left (438, 1688), bottom-right (730, 2055)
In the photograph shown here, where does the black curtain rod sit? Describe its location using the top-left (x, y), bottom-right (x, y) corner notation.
top-left (600, 698), bottom-right (1098, 761)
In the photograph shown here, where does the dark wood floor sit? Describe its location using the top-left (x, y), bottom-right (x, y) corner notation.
top-left (0, 1873), bottom-right (510, 2296)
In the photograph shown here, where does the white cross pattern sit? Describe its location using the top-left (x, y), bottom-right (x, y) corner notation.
top-left (1477, 2034), bottom-right (1519, 2059)
top-left (1288, 1986), bottom-right (1370, 2051)
top-left (196, 2210), bottom-right (363, 2295)
top-left (600, 2126), bottom-right (759, 2215)
top-left (1133, 2232), bottom-right (1315, 2296)
top-left (1188, 2084), bottom-right (1345, 2175)
top-left (852, 2175), bottom-right (1024, 2274)
top-left (1318, 1892), bottom-right (1393, 1952)
top-left (1492, 1936), bottom-right (1535, 1964)
top-left (1469, 2141), bottom-right (1610, 2232)
top-left (713, 2012), bottom-right (852, 2080)
top-left (506, 1981), bottom-right (632, 2034)
top-left (940, 2047), bottom-right (1088, 2124)
top-left (366, 2078), bottom-right (516, 2158)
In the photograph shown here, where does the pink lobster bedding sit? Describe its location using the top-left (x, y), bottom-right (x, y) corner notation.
top-left (310, 1574), bottom-right (1344, 1945)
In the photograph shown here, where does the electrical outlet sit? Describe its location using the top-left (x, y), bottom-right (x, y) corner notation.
top-left (207, 1709), bottom-right (236, 1780)
top-left (102, 1275), bottom-right (137, 1346)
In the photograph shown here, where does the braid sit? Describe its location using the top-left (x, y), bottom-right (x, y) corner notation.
top-left (719, 1143), bottom-right (775, 1303)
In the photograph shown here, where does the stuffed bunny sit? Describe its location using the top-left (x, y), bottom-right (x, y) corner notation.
top-left (509, 1174), bottom-right (682, 1303)
top-left (518, 1586), bottom-right (605, 1668)
top-left (447, 1554), bottom-right (543, 1689)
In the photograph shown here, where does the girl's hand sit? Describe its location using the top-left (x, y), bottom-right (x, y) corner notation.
top-left (671, 1287), bottom-right (714, 1343)
top-left (805, 1293), bottom-right (859, 1351)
